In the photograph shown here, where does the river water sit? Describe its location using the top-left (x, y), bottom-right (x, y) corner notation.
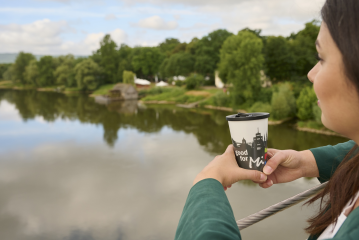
top-left (0, 89), bottom-right (347, 240)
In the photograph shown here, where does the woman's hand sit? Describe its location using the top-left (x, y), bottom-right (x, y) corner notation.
top-left (259, 149), bottom-right (319, 188)
top-left (193, 145), bottom-right (268, 188)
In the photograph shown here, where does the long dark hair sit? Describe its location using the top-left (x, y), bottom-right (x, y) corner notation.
top-left (305, 0), bottom-right (359, 236)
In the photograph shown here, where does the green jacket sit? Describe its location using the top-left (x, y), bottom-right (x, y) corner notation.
top-left (175, 140), bottom-right (359, 240)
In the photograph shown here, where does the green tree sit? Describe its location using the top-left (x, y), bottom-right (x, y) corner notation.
top-left (13, 52), bottom-right (35, 84)
top-left (289, 20), bottom-right (320, 77)
top-left (218, 31), bottom-right (264, 106)
top-left (296, 86), bottom-right (317, 120)
top-left (117, 44), bottom-right (133, 82)
top-left (24, 59), bottom-right (39, 86)
top-left (37, 56), bottom-right (56, 87)
top-left (185, 37), bottom-right (199, 55)
top-left (185, 74), bottom-right (204, 90)
top-left (74, 58), bottom-right (101, 90)
top-left (0, 64), bottom-right (11, 80)
top-left (264, 36), bottom-right (293, 82)
top-left (2, 64), bottom-right (15, 81)
top-left (92, 34), bottom-right (120, 84)
top-left (195, 29), bottom-right (233, 81)
top-left (159, 52), bottom-right (195, 78)
top-left (271, 83), bottom-right (296, 120)
top-left (158, 38), bottom-right (181, 57)
top-left (123, 70), bottom-right (135, 85)
top-left (54, 54), bottom-right (76, 87)
top-left (132, 47), bottom-right (164, 80)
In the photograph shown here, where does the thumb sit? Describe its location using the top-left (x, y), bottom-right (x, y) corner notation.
top-left (224, 144), bottom-right (234, 154)
top-left (236, 168), bottom-right (267, 183)
top-left (263, 150), bottom-right (289, 175)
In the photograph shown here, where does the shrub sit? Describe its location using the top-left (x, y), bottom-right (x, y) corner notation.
top-left (185, 74), bottom-right (204, 90)
top-left (312, 102), bottom-right (322, 123)
top-left (256, 87), bottom-right (273, 104)
top-left (296, 86), bottom-right (317, 120)
top-left (249, 101), bottom-right (272, 113)
top-left (123, 70), bottom-right (135, 85)
top-left (175, 80), bottom-right (184, 87)
top-left (271, 83), bottom-right (296, 120)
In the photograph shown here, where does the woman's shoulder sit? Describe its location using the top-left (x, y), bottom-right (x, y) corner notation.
top-left (334, 207), bottom-right (359, 239)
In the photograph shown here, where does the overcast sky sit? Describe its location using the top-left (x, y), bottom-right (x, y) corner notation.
top-left (0, 0), bottom-right (325, 55)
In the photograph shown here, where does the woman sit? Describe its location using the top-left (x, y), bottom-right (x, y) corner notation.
top-left (175, 0), bottom-right (359, 239)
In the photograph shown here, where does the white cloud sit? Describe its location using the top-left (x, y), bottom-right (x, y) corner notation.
top-left (61, 29), bottom-right (128, 55)
top-left (135, 16), bottom-right (178, 30)
top-left (0, 19), bottom-right (70, 53)
top-left (0, 18), bottom-right (127, 55)
top-left (104, 13), bottom-right (116, 20)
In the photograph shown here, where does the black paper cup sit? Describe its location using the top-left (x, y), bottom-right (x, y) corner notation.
top-left (226, 112), bottom-right (270, 172)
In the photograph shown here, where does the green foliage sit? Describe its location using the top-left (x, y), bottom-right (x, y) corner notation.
top-left (158, 38), bottom-right (181, 57)
top-left (54, 54), bottom-right (76, 87)
top-left (141, 87), bottom-right (185, 101)
top-left (24, 60), bottom-right (39, 86)
top-left (195, 29), bottom-right (233, 80)
top-left (0, 64), bottom-right (11, 80)
top-left (132, 47), bottom-right (164, 79)
top-left (289, 20), bottom-right (320, 77)
top-left (256, 87), bottom-right (273, 104)
top-left (185, 74), bottom-right (204, 90)
top-left (297, 120), bottom-right (325, 130)
top-left (91, 83), bottom-right (117, 96)
top-left (123, 70), bottom-right (135, 85)
top-left (249, 102), bottom-right (272, 113)
top-left (312, 102), bottom-right (322, 123)
top-left (2, 64), bottom-right (15, 81)
top-left (264, 36), bottom-right (293, 82)
top-left (37, 56), bottom-right (57, 87)
top-left (92, 34), bottom-right (119, 83)
top-left (271, 83), bottom-right (296, 120)
top-left (218, 31), bottom-right (264, 106)
top-left (296, 86), bottom-right (317, 120)
top-left (13, 52), bottom-right (35, 84)
top-left (159, 52), bottom-right (195, 78)
top-left (200, 91), bottom-right (231, 108)
top-left (117, 44), bottom-right (133, 82)
top-left (175, 80), bottom-right (184, 87)
top-left (74, 58), bottom-right (101, 90)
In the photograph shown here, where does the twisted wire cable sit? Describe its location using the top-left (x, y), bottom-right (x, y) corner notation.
top-left (236, 181), bottom-right (328, 230)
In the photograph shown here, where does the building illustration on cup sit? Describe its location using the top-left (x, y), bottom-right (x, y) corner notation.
top-left (231, 129), bottom-right (268, 171)
top-left (226, 112), bottom-right (270, 172)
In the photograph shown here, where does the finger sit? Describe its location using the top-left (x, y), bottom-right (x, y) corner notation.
top-left (224, 187), bottom-right (228, 191)
top-left (259, 179), bottom-right (273, 188)
top-left (224, 144), bottom-right (234, 155)
top-left (267, 148), bottom-right (280, 158)
top-left (237, 168), bottom-right (267, 183)
top-left (263, 151), bottom-right (289, 175)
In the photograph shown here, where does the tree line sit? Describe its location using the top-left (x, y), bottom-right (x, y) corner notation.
top-left (0, 20), bottom-right (319, 89)
top-left (0, 20), bottom-right (322, 123)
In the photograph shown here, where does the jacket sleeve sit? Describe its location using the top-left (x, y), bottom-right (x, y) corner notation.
top-left (309, 140), bottom-right (356, 183)
top-left (175, 178), bottom-right (241, 240)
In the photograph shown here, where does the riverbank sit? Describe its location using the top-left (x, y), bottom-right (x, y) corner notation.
top-left (0, 80), bottom-right (91, 94)
top-left (0, 82), bottom-right (340, 136)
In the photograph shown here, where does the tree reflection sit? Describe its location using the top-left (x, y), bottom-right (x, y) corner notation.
top-left (0, 89), bottom-right (347, 153)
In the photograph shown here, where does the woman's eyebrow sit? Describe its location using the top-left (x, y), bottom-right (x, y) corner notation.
top-left (315, 39), bottom-right (321, 49)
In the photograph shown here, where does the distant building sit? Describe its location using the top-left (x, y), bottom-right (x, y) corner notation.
top-left (135, 78), bottom-right (151, 89)
top-left (215, 71), bottom-right (224, 89)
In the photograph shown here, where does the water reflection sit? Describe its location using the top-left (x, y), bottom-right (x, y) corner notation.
top-left (0, 89), bottom-right (346, 153)
top-left (0, 90), bottom-right (348, 240)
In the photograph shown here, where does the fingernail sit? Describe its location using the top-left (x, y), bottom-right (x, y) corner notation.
top-left (263, 165), bottom-right (272, 175)
top-left (260, 173), bottom-right (267, 181)
top-left (269, 180), bottom-right (273, 186)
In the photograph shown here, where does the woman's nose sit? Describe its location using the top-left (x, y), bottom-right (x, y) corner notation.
top-left (307, 62), bottom-right (319, 83)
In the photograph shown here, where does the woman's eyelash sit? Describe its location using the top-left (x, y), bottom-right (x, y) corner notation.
top-left (315, 53), bottom-right (323, 61)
